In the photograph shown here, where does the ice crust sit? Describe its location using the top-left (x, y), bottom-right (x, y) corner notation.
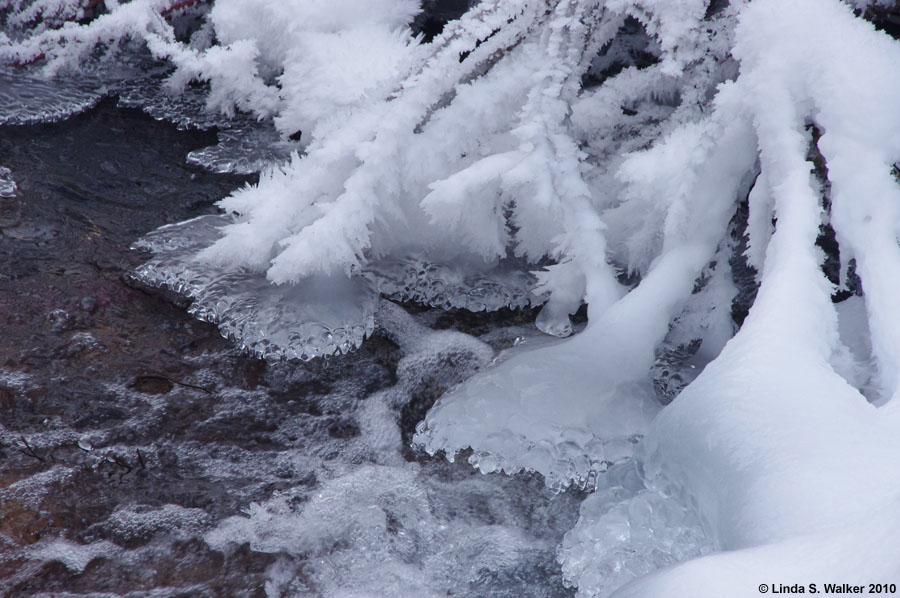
top-left (370, 254), bottom-right (536, 313)
top-left (132, 214), bottom-right (540, 361)
top-left (414, 333), bottom-right (660, 490)
top-left (133, 215), bottom-right (377, 363)
top-left (558, 463), bottom-right (713, 598)
top-left (29, 538), bottom-right (119, 575)
top-left (0, 60), bottom-right (294, 175)
top-left (185, 124), bottom-right (302, 175)
top-left (0, 70), bottom-right (105, 125)
top-left (4, 0), bottom-right (900, 595)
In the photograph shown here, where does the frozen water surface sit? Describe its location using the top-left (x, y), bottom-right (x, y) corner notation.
top-left (186, 124), bottom-right (303, 175)
top-left (132, 214), bottom-right (541, 361)
top-left (371, 253), bottom-right (537, 312)
top-left (0, 70), bottom-right (106, 125)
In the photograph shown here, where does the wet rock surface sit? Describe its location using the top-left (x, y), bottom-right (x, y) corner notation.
top-left (0, 103), bottom-right (578, 597)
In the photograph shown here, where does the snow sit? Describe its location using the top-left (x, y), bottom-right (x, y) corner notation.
top-left (610, 2), bottom-right (900, 595)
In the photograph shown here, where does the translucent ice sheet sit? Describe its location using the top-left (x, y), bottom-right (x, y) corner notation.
top-left (133, 215), bottom-right (376, 362)
top-left (133, 215), bottom-right (542, 361)
top-left (185, 123), bottom-right (302, 174)
top-left (414, 333), bottom-right (661, 490)
top-left (0, 70), bottom-right (106, 125)
top-left (368, 253), bottom-right (537, 312)
top-left (558, 464), bottom-right (712, 598)
top-left (0, 58), bottom-right (291, 175)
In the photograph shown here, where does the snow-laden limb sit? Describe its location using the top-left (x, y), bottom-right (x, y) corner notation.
top-left (139, 0), bottom-right (738, 321)
top-left (1, 0), bottom-right (186, 74)
top-left (604, 1), bottom-right (900, 595)
top-left (0, 0), bottom-right (419, 125)
top-left (734, 0), bottom-right (900, 402)
top-left (1, 0), bottom-right (95, 32)
top-left (414, 97), bottom-right (757, 488)
top-left (202, 1), bottom-right (557, 283)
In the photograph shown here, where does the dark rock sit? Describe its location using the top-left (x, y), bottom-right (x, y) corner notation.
top-left (129, 375), bottom-right (175, 395)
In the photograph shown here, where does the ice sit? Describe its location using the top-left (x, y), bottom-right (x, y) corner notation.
top-left (0, 70), bottom-right (105, 125)
top-left (115, 71), bottom-right (237, 131)
top-left (186, 123), bottom-right (302, 174)
top-left (0, 165), bottom-right (17, 198)
top-left (413, 327), bottom-right (661, 489)
top-left (5, 0), bottom-right (900, 595)
top-left (0, 53), bottom-right (253, 136)
top-left (133, 217), bottom-right (542, 362)
top-left (99, 503), bottom-right (212, 544)
top-left (169, 302), bottom-right (574, 597)
top-left (2, 465), bottom-right (75, 510)
top-left (613, 510), bottom-right (900, 597)
top-left (29, 538), bottom-right (118, 574)
top-left (832, 295), bottom-right (877, 399)
top-left (414, 110), bottom-right (755, 489)
top-left (558, 463), bottom-right (713, 598)
top-left (651, 245), bottom-right (738, 405)
top-left (206, 462), bottom-right (576, 598)
top-left (609, 2), bottom-right (900, 592)
top-left (368, 254), bottom-right (537, 313)
top-left (133, 215), bottom-right (377, 362)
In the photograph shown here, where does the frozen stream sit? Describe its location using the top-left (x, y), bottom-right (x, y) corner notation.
top-left (0, 100), bottom-right (588, 597)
